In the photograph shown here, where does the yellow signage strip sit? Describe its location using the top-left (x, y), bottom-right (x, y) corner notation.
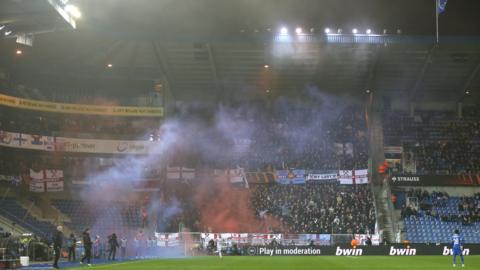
top-left (0, 93), bottom-right (163, 117)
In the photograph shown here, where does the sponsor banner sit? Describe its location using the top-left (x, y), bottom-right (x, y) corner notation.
top-left (306, 171), bottom-right (338, 181)
top-left (55, 137), bottom-right (158, 154)
top-left (247, 246), bottom-right (323, 256)
top-left (0, 93), bottom-right (163, 117)
top-left (245, 244), bottom-right (480, 256)
top-left (390, 175), bottom-right (479, 186)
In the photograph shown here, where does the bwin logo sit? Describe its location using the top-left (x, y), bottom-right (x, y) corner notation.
top-left (442, 246), bottom-right (470, 256)
top-left (389, 246), bottom-right (416, 256)
top-left (335, 247), bottom-right (363, 256)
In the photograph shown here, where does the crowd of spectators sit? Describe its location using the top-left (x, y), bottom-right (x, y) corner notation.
top-left (0, 149), bottom-right (164, 182)
top-left (251, 182), bottom-right (376, 234)
top-left (211, 104), bottom-right (369, 171)
top-left (401, 189), bottom-right (480, 226)
top-left (0, 108), bottom-right (161, 140)
top-left (383, 106), bottom-right (480, 175)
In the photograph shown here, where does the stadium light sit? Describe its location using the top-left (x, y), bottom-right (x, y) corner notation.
top-left (106, 63), bottom-right (113, 68)
top-left (266, 89), bottom-right (270, 93)
top-left (366, 29), bottom-right (372, 35)
top-left (264, 64), bottom-right (269, 69)
top-left (280, 27), bottom-right (288, 35)
top-left (0, 25), bottom-right (4, 30)
top-left (465, 90), bottom-right (470, 95)
top-left (324, 28), bottom-right (331, 34)
top-left (15, 49), bottom-right (22, 55)
top-left (4, 30), bottom-right (12, 36)
top-left (365, 89), bottom-right (371, 94)
top-left (295, 27), bottom-right (302, 35)
top-left (65, 4), bottom-right (82, 19)
top-left (352, 28), bottom-right (358, 34)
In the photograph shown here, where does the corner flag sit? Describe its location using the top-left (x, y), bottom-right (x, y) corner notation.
top-left (437, 0), bottom-right (448, 14)
top-left (435, 0), bottom-right (448, 43)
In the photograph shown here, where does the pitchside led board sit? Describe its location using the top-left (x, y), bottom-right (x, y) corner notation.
top-left (246, 245), bottom-right (480, 256)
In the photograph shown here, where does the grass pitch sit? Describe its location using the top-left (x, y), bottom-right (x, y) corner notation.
top-left (67, 256), bottom-right (480, 270)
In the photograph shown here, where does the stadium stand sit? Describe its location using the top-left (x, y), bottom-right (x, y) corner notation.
top-left (383, 106), bottom-right (480, 175)
top-left (0, 198), bottom-right (55, 238)
top-left (402, 190), bottom-right (480, 243)
top-left (251, 182), bottom-right (376, 234)
top-left (52, 199), bottom-right (142, 236)
top-left (0, 107), bottom-right (161, 140)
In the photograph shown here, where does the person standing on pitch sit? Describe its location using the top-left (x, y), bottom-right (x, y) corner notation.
top-left (52, 226), bottom-right (64, 269)
top-left (108, 233), bottom-right (119, 261)
top-left (452, 229), bottom-right (465, 268)
top-left (120, 236), bottom-right (127, 259)
top-left (67, 233), bottom-right (77, 262)
top-left (80, 228), bottom-right (93, 266)
top-left (216, 239), bottom-right (223, 259)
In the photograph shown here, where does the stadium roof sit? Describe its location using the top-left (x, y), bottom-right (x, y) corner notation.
top-left (0, 0), bottom-right (479, 102)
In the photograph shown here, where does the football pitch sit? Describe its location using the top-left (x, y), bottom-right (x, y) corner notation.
top-left (66, 256), bottom-right (480, 270)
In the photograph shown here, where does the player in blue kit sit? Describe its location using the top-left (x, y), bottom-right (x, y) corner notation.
top-left (452, 229), bottom-right (464, 268)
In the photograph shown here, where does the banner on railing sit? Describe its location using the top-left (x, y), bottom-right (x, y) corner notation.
top-left (354, 169), bottom-right (369, 184)
top-left (29, 169), bottom-right (64, 192)
top-left (298, 234), bottom-right (332, 246)
top-left (338, 170), bottom-right (369, 185)
top-left (1, 130), bottom-right (163, 154)
top-left (167, 167), bottom-right (196, 181)
top-left (306, 171), bottom-right (338, 181)
top-left (276, 170), bottom-right (306, 184)
top-left (155, 233), bottom-right (180, 247)
top-left (246, 172), bottom-right (275, 184)
top-left (0, 93), bottom-right (163, 117)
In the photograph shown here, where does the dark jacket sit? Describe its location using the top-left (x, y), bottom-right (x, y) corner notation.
top-left (109, 235), bottom-right (119, 250)
top-left (83, 232), bottom-right (92, 248)
top-left (53, 231), bottom-right (63, 249)
top-left (68, 235), bottom-right (77, 248)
